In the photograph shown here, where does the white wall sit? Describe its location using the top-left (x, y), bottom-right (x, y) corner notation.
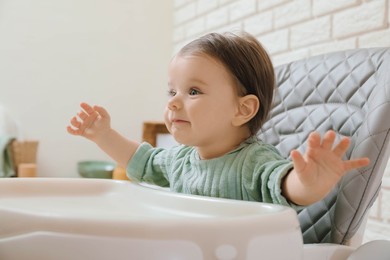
top-left (0, 0), bottom-right (173, 177)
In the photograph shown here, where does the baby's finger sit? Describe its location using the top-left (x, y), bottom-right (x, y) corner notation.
top-left (80, 102), bottom-right (95, 115)
top-left (307, 132), bottom-right (321, 147)
top-left (322, 130), bottom-right (336, 150)
top-left (70, 116), bottom-right (82, 128)
top-left (93, 105), bottom-right (110, 119)
top-left (343, 157), bottom-right (370, 172)
top-left (78, 111), bottom-right (88, 120)
top-left (306, 132), bottom-right (321, 157)
top-left (291, 149), bottom-right (306, 174)
top-left (333, 137), bottom-right (350, 157)
top-left (66, 125), bottom-right (81, 135)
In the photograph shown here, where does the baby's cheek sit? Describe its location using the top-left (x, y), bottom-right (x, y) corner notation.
top-left (166, 124), bottom-right (172, 134)
top-left (163, 119), bottom-right (172, 133)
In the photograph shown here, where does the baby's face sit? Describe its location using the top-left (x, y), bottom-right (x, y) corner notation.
top-left (164, 54), bottom-right (242, 156)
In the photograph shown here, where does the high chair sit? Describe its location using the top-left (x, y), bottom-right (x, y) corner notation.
top-left (142, 47), bottom-right (390, 258)
top-left (260, 47), bottom-right (390, 258)
top-left (0, 47), bottom-right (389, 259)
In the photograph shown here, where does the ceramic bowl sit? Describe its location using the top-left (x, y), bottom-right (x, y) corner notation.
top-left (78, 161), bottom-right (116, 179)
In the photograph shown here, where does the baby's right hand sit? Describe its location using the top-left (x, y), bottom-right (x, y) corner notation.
top-left (67, 102), bottom-right (112, 143)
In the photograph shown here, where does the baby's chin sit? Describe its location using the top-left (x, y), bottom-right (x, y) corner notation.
top-left (171, 135), bottom-right (187, 145)
top-left (170, 133), bottom-right (195, 146)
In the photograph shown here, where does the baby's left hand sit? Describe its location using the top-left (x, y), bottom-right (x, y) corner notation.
top-left (284, 130), bottom-right (370, 206)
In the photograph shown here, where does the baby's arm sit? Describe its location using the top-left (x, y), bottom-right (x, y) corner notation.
top-left (67, 102), bottom-right (140, 168)
top-left (282, 130), bottom-right (370, 206)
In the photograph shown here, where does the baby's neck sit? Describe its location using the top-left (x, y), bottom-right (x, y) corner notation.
top-left (196, 131), bottom-right (252, 160)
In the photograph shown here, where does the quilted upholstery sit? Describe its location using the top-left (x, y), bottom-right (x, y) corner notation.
top-left (258, 48), bottom-right (390, 244)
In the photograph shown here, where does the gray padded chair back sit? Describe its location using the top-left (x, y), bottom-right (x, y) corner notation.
top-left (258, 48), bottom-right (390, 245)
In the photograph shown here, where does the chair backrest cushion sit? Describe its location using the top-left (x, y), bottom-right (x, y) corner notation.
top-left (258, 48), bottom-right (390, 244)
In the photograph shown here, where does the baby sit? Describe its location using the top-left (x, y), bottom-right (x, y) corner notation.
top-left (67, 32), bottom-right (369, 209)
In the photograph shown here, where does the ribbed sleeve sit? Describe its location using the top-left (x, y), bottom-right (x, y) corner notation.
top-left (126, 142), bottom-right (170, 187)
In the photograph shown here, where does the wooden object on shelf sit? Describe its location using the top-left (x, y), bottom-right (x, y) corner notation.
top-left (10, 140), bottom-right (39, 177)
top-left (142, 121), bottom-right (169, 147)
top-left (18, 163), bottom-right (37, 177)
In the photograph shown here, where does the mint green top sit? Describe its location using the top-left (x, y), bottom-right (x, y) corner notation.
top-left (127, 136), bottom-right (298, 209)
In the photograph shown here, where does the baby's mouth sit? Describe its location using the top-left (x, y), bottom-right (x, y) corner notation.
top-left (171, 118), bottom-right (190, 124)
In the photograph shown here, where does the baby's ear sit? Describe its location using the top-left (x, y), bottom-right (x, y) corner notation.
top-left (232, 95), bottom-right (259, 127)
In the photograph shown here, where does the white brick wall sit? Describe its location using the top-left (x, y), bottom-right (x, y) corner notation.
top-left (173, 0), bottom-right (389, 66)
top-left (290, 16), bottom-right (331, 48)
top-left (312, 0), bottom-right (359, 17)
top-left (173, 0), bottom-right (390, 243)
top-left (258, 0), bottom-right (290, 11)
top-left (229, 0), bottom-right (257, 22)
top-left (243, 11), bottom-right (272, 35)
top-left (273, 0), bottom-right (311, 29)
top-left (333, 0), bottom-right (386, 39)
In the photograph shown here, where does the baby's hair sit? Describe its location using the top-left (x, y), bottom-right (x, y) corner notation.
top-left (178, 32), bottom-right (275, 135)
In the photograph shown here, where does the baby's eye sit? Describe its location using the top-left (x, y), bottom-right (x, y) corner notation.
top-left (189, 88), bottom-right (201, 96)
top-left (167, 89), bottom-right (176, 97)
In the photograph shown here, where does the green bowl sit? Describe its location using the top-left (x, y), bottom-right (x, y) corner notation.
top-left (77, 161), bottom-right (116, 179)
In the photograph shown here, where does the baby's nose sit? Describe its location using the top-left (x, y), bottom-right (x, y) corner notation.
top-left (167, 96), bottom-right (182, 110)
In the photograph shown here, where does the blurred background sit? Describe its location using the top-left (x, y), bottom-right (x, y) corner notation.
top-left (0, 0), bottom-right (173, 177)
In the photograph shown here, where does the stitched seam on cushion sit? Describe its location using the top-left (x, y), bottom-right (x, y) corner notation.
top-left (341, 129), bottom-right (390, 244)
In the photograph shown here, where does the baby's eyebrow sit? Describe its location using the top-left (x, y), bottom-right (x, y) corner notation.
top-left (187, 78), bottom-right (207, 86)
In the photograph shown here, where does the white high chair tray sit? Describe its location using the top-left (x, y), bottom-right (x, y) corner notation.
top-left (0, 178), bottom-right (302, 260)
